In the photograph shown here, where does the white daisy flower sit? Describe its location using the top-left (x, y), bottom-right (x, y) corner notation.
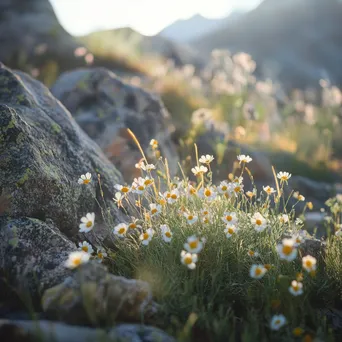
top-left (237, 154), bottom-right (252, 164)
top-left (289, 280), bottom-right (303, 296)
top-left (78, 172), bottom-right (92, 185)
top-left (198, 186), bottom-right (217, 201)
top-left (293, 191), bottom-right (305, 201)
top-left (150, 203), bottom-right (162, 217)
top-left (150, 139), bottom-right (158, 149)
top-left (302, 255), bottom-right (317, 273)
top-left (181, 251), bottom-right (198, 270)
top-left (222, 212), bottom-right (238, 225)
top-left (201, 208), bottom-right (210, 216)
top-left (246, 190), bottom-right (256, 198)
top-left (191, 165), bottom-right (208, 176)
top-left (224, 225), bottom-right (239, 238)
top-left (248, 250), bottom-right (259, 257)
top-left (132, 178), bottom-right (146, 194)
top-left (184, 213), bottom-right (198, 225)
top-left (78, 241), bottom-right (94, 255)
top-left (114, 184), bottom-right (131, 194)
top-left (199, 154), bottom-right (214, 164)
top-left (184, 235), bottom-right (205, 253)
top-left (293, 234), bottom-right (304, 247)
top-left (127, 217), bottom-right (141, 230)
top-left (160, 224), bottom-right (173, 242)
top-left (270, 314), bottom-right (286, 330)
top-left (202, 216), bottom-right (212, 224)
top-left (278, 214), bottom-right (289, 224)
top-left (277, 238), bottom-right (297, 261)
top-left (187, 184), bottom-right (197, 196)
top-left (230, 182), bottom-right (244, 196)
top-left (79, 213), bottom-right (95, 233)
top-left (113, 223), bottom-right (128, 238)
top-left (139, 228), bottom-right (155, 246)
top-left (217, 181), bottom-right (230, 194)
top-left (263, 185), bottom-right (276, 196)
top-left (95, 247), bottom-right (107, 263)
top-left (277, 171), bottom-right (291, 183)
top-left (140, 163), bottom-right (156, 172)
top-left (249, 264), bottom-right (267, 279)
top-left (251, 212), bottom-right (267, 232)
top-left (167, 189), bottom-right (180, 204)
top-left (65, 251), bottom-right (90, 269)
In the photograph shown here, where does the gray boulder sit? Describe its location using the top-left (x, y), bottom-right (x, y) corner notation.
top-left (0, 64), bottom-right (125, 239)
top-left (51, 68), bottom-right (179, 181)
top-left (0, 217), bottom-right (74, 306)
top-left (42, 263), bottom-right (157, 326)
top-left (0, 320), bottom-right (176, 342)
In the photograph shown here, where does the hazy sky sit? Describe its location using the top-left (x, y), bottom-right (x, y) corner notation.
top-left (50, 0), bottom-right (261, 36)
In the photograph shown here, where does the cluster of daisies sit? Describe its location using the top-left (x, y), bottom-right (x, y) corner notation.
top-left (65, 145), bottom-right (321, 334)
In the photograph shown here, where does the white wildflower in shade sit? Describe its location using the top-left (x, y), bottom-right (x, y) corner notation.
top-left (198, 186), bottom-right (217, 201)
top-left (65, 251), bottom-right (90, 269)
top-left (277, 238), bottom-right (297, 261)
top-left (277, 171), bottom-right (292, 183)
top-left (78, 241), bottom-right (94, 255)
top-left (132, 178), bottom-right (146, 194)
top-left (150, 139), bottom-right (158, 150)
top-left (181, 251), bottom-right (198, 270)
top-left (95, 247), bottom-right (107, 263)
top-left (246, 190), bottom-right (256, 198)
top-left (293, 191), bottom-right (305, 201)
top-left (251, 212), bottom-right (267, 232)
top-left (113, 223), bottom-right (128, 238)
top-left (150, 203), bottom-right (162, 217)
top-left (217, 181), bottom-right (230, 194)
top-left (224, 225), bottom-right (239, 238)
top-left (183, 213), bottom-right (198, 225)
top-left (78, 172), bottom-right (92, 185)
top-left (113, 192), bottom-right (125, 208)
top-left (191, 165), bottom-right (208, 176)
top-left (128, 217), bottom-right (141, 230)
top-left (278, 214), bottom-right (289, 224)
top-left (160, 224), bottom-right (173, 242)
top-left (139, 228), bottom-right (155, 246)
top-left (237, 154), bottom-right (252, 164)
top-left (79, 213), bottom-right (95, 233)
top-left (140, 163), bottom-right (156, 172)
top-left (199, 154), bottom-right (214, 164)
top-left (232, 176), bottom-right (244, 184)
top-left (184, 235), bottom-right (205, 253)
top-left (293, 234), bottom-right (305, 247)
top-left (142, 177), bottom-right (154, 187)
top-left (135, 159), bottom-right (145, 169)
top-left (270, 314), bottom-right (287, 331)
top-left (302, 255), bottom-right (317, 273)
top-left (249, 264), bottom-right (267, 279)
top-left (166, 189), bottom-right (180, 204)
top-left (230, 182), bottom-right (244, 196)
top-left (201, 208), bottom-right (210, 216)
top-left (289, 280), bottom-right (303, 296)
top-left (114, 184), bottom-right (131, 193)
top-left (222, 212), bottom-right (238, 225)
top-left (187, 184), bottom-right (197, 196)
top-left (263, 185), bottom-right (276, 196)
top-left (248, 250), bottom-right (259, 257)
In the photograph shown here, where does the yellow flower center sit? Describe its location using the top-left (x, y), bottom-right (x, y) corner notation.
top-left (188, 215), bottom-right (194, 221)
top-left (81, 246), bottom-right (88, 252)
top-left (138, 186), bottom-right (145, 191)
top-left (98, 252), bottom-right (103, 259)
top-left (221, 185), bottom-right (227, 191)
top-left (165, 231), bottom-right (172, 238)
top-left (151, 208), bottom-right (158, 214)
top-left (118, 227), bottom-right (126, 234)
top-left (184, 256), bottom-right (192, 265)
top-left (228, 227), bottom-right (234, 235)
top-left (159, 199), bottom-right (166, 205)
top-left (144, 179), bottom-right (153, 186)
top-left (121, 187), bottom-right (129, 193)
top-left (189, 240), bottom-right (198, 249)
top-left (73, 257), bottom-right (82, 266)
top-left (234, 186), bottom-right (241, 192)
top-left (292, 284), bottom-right (299, 291)
top-left (226, 215), bottom-right (233, 221)
top-left (203, 218), bottom-right (209, 224)
top-left (249, 250), bottom-right (254, 256)
top-left (171, 194), bottom-right (177, 200)
top-left (293, 327), bottom-right (304, 337)
top-left (255, 268), bottom-right (262, 276)
top-left (256, 219), bottom-right (262, 226)
top-left (305, 260), bottom-right (312, 268)
top-left (264, 264), bottom-right (271, 270)
top-left (86, 221), bottom-right (92, 228)
top-left (281, 176), bottom-right (288, 181)
top-left (166, 193), bottom-right (171, 198)
top-left (190, 188), bottom-right (196, 195)
top-left (83, 179), bottom-right (90, 184)
top-left (282, 245), bottom-right (293, 255)
top-left (129, 223), bottom-right (137, 229)
top-left (143, 233), bottom-right (149, 240)
top-left (275, 319), bottom-right (281, 325)
top-left (203, 211), bottom-right (209, 216)
top-left (205, 189), bottom-right (211, 197)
